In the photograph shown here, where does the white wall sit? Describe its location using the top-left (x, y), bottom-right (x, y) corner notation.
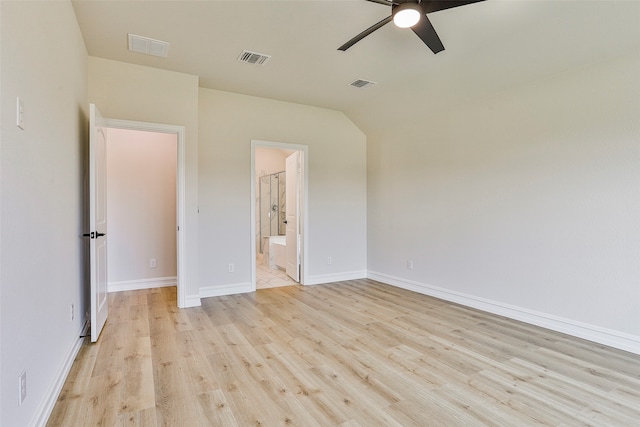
top-left (367, 51), bottom-right (640, 353)
top-left (0, 2), bottom-right (88, 426)
top-left (199, 88), bottom-right (367, 292)
top-left (88, 57), bottom-right (200, 305)
top-left (106, 128), bottom-right (177, 287)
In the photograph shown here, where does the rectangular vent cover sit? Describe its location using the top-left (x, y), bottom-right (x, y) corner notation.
top-left (237, 50), bottom-right (271, 66)
top-left (128, 34), bottom-right (170, 58)
top-left (349, 79), bottom-right (377, 89)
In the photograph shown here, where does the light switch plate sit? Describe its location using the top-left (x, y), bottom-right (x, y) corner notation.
top-left (18, 370), bottom-right (26, 405)
top-left (16, 97), bottom-right (24, 130)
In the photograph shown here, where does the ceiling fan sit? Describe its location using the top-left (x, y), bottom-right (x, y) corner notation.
top-left (338, 0), bottom-right (485, 54)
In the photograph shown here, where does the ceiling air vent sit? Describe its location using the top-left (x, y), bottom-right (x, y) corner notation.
top-left (128, 34), bottom-right (170, 58)
top-left (237, 50), bottom-right (271, 66)
top-left (349, 79), bottom-right (377, 89)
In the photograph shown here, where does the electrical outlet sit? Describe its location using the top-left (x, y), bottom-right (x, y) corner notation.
top-left (71, 303), bottom-right (75, 321)
top-left (18, 370), bottom-right (26, 406)
top-left (228, 263), bottom-right (235, 273)
top-left (327, 256), bottom-right (333, 265)
top-left (149, 258), bottom-right (157, 268)
top-left (407, 260), bottom-right (414, 270)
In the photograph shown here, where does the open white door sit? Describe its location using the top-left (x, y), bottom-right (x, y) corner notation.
top-left (285, 152), bottom-right (300, 282)
top-left (88, 104), bottom-right (109, 342)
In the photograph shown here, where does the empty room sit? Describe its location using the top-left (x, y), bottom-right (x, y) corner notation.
top-left (1, 1), bottom-right (638, 426)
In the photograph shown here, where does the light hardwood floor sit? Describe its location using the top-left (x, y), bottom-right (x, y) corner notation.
top-left (47, 280), bottom-right (640, 426)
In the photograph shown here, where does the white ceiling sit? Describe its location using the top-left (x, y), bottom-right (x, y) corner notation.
top-left (71, 0), bottom-right (640, 134)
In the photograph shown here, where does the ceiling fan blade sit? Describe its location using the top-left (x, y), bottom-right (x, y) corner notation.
top-left (411, 14), bottom-right (445, 54)
top-left (338, 16), bottom-right (393, 51)
top-left (420, 0), bottom-right (485, 14)
top-left (365, 0), bottom-right (397, 6)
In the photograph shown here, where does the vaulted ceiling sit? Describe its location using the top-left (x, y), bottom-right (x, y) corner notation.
top-left (72, 0), bottom-right (640, 134)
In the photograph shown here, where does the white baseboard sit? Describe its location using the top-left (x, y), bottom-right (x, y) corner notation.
top-left (32, 322), bottom-right (89, 427)
top-left (108, 276), bottom-right (177, 293)
top-left (200, 282), bottom-right (253, 299)
top-left (183, 293), bottom-right (202, 308)
top-left (305, 270), bottom-right (367, 286)
top-left (368, 271), bottom-right (640, 355)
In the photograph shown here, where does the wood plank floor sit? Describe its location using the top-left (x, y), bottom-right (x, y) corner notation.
top-left (47, 280), bottom-right (640, 426)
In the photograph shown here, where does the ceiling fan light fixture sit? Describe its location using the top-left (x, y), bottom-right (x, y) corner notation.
top-left (393, 3), bottom-right (422, 28)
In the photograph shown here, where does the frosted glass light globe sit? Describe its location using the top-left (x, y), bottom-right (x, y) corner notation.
top-left (393, 4), bottom-right (421, 28)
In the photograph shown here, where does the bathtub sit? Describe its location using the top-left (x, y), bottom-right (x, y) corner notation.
top-left (263, 235), bottom-right (286, 270)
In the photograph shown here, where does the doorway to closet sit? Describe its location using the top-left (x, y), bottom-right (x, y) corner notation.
top-left (106, 128), bottom-right (178, 293)
top-left (88, 106), bottom-right (188, 342)
top-left (101, 118), bottom-right (187, 308)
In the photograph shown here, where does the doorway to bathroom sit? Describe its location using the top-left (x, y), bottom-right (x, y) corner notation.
top-left (250, 140), bottom-right (308, 290)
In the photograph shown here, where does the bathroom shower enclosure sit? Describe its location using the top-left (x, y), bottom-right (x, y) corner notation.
top-left (259, 171), bottom-right (286, 253)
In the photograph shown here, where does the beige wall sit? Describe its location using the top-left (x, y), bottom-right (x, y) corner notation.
top-left (106, 128), bottom-right (177, 285)
top-left (199, 88), bottom-right (367, 290)
top-left (367, 50), bottom-right (640, 351)
top-left (88, 57), bottom-right (200, 303)
top-left (255, 146), bottom-right (288, 178)
top-left (0, 2), bottom-right (88, 425)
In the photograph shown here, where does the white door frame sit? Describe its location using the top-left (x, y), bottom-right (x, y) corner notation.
top-left (105, 118), bottom-right (187, 308)
top-left (250, 140), bottom-right (309, 290)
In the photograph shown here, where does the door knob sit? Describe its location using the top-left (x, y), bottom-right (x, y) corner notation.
top-left (81, 232), bottom-right (105, 239)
